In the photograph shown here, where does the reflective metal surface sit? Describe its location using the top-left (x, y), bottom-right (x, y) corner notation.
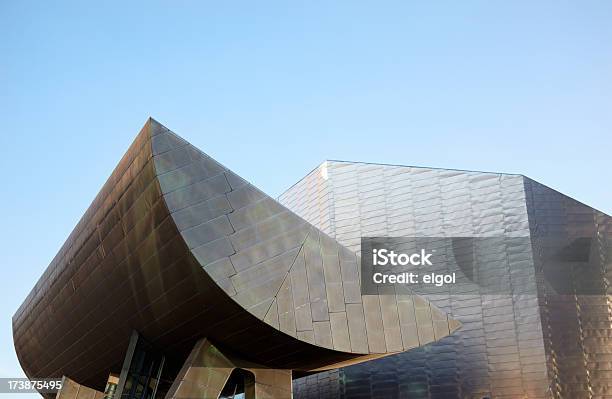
top-left (281, 161), bottom-right (612, 399)
top-left (154, 138), bottom-right (459, 357)
top-left (525, 178), bottom-right (612, 399)
top-left (166, 338), bottom-right (293, 399)
top-left (13, 121), bottom-right (459, 396)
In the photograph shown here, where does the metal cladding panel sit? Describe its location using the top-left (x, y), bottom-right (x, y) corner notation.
top-left (13, 121), bottom-right (459, 395)
top-left (151, 127), bottom-right (459, 360)
top-left (280, 161), bottom-right (551, 399)
top-left (524, 178), bottom-right (612, 399)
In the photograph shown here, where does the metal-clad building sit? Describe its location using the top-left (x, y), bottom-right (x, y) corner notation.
top-left (13, 121), bottom-right (610, 399)
top-left (281, 160), bottom-right (612, 399)
top-left (12, 122), bottom-right (460, 399)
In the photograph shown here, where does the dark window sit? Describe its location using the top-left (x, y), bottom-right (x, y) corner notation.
top-left (118, 334), bottom-right (165, 399)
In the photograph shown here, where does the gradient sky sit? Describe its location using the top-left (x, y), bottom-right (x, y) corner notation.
top-left (1, 1), bottom-right (611, 397)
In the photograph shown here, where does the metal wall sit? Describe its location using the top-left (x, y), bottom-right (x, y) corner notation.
top-left (524, 177), bottom-right (612, 399)
top-left (280, 161), bottom-right (551, 398)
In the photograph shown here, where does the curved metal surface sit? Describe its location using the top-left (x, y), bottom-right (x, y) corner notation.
top-left (13, 119), bottom-right (459, 392)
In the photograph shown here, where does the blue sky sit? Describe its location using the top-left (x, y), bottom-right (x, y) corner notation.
top-left (1, 1), bottom-right (611, 396)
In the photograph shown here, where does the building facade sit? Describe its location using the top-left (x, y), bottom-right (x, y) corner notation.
top-left (13, 121), bottom-right (611, 399)
top-left (281, 161), bottom-right (612, 399)
top-left (12, 121), bottom-right (458, 399)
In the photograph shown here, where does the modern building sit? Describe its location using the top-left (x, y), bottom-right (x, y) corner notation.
top-left (12, 119), bottom-right (459, 399)
top-left (13, 120), bottom-right (611, 399)
top-left (281, 161), bottom-right (612, 399)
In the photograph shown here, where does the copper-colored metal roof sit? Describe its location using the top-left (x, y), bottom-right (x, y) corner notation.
top-left (13, 119), bottom-right (459, 392)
